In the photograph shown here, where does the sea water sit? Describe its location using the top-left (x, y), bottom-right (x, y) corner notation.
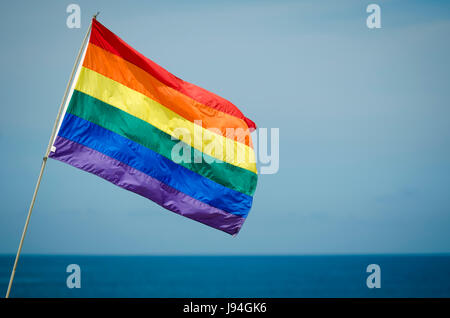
top-left (1, 255), bottom-right (449, 298)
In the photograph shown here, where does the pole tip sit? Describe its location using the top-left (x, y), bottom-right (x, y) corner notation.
top-left (93, 11), bottom-right (100, 19)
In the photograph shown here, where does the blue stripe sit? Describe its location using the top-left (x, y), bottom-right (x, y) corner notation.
top-left (57, 113), bottom-right (252, 217)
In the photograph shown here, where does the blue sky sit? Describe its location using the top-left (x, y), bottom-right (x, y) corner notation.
top-left (0, 0), bottom-right (449, 254)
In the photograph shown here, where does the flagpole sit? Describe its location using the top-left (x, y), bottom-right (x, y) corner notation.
top-left (5, 16), bottom-right (95, 298)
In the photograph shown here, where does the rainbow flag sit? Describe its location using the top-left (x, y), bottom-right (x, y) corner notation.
top-left (49, 19), bottom-right (257, 235)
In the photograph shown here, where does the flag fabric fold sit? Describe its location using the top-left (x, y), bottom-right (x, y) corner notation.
top-left (49, 19), bottom-right (257, 235)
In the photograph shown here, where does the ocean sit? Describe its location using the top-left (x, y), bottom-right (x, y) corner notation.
top-left (1, 255), bottom-right (449, 298)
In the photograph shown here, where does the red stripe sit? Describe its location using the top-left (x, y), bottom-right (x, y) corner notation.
top-left (89, 18), bottom-right (256, 130)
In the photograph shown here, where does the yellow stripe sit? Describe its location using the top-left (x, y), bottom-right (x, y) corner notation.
top-left (75, 67), bottom-right (257, 173)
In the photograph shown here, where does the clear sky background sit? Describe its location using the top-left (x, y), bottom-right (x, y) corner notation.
top-left (0, 0), bottom-right (449, 255)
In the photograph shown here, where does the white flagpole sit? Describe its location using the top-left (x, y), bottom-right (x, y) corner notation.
top-left (5, 15), bottom-right (96, 298)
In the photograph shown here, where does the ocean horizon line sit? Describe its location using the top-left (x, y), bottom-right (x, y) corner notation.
top-left (1, 253), bottom-right (450, 257)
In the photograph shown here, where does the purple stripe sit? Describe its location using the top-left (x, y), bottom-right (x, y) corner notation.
top-left (49, 136), bottom-right (245, 235)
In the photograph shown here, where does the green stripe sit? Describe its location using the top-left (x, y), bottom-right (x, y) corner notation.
top-left (67, 90), bottom-right (257, 196)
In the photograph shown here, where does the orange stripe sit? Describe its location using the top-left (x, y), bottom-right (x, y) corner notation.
top-left (83, 43), bottom-right (253, 148)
